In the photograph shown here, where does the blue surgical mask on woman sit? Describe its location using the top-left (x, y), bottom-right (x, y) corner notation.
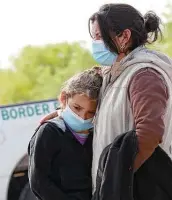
top-left (92, 40), bottom-right (118, 66)
top-left (61, 105), bottom-right (93, 132)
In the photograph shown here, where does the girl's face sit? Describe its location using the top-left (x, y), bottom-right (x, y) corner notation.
top-left (60, 93), bottom-right (97, 120)
top-left (68, 94), bottom-right (97, 120)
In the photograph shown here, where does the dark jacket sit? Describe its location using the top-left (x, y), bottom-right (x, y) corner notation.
top-left (93, 130), bottom-right (172, 200)
top-left (28, 120), bottom-right (93, 200)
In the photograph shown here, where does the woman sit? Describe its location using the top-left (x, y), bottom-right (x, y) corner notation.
top-left (89, 4), bottom-right (172, 190)
top-left (28, 69), bottom-right (102, 200)
top-left (41, 3), bottom-right (172, 192)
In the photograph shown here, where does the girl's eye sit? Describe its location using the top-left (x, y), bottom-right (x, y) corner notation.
top-left (74, 106), bottom-right (80, 111)
top-left (89, 111), bottom-right (95, 115)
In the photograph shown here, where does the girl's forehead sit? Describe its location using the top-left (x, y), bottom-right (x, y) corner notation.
top-left (70, 94), bottom-right (95, 103)
top-left (69, 94), bottom-right (97, 108)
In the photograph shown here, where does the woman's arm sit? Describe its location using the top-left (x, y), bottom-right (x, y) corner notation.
top-left (29, 123), bottom-right (69, 200)
top-left (128, 68), bottom-right (169, 170)
top-left (40, 111), bottom-right (58, 124)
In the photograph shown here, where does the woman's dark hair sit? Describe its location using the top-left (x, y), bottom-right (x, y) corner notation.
top-left (89, 3), bottom-right (162, 52)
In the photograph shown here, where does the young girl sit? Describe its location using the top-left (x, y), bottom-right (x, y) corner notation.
top-left (28, 68), bottom-right (102, 200)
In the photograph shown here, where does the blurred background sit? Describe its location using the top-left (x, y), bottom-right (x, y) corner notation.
top-left (0, 0), bottom-right (171, 105)
top-left (0, 1), bottom-right (171, 200)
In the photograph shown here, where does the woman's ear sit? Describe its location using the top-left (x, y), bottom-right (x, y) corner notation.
top-left (119, 29), bottom-right (132, 53)
top-left (59, 91), bottom-right (67, 109)
top-left (114, 29), bottom-right (131, 54)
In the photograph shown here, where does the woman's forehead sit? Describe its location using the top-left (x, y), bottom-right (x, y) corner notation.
top-left (91, 21), bottom-right (101, 35)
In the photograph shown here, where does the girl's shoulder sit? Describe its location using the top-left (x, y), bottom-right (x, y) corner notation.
top-left (28, 118), bottom-right (65, 155)
top-left (46, 117), bottom-right (66, 133)
top-left (33, 117), bottom-right (66, 140)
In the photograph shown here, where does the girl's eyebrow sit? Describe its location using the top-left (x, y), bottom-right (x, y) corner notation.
top-left (74, 103), bottom-right (83, 108)
top-left (74, 103), bottom-right (96, 113)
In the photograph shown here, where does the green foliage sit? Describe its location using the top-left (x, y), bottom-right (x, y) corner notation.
top-left (0, 42), bottom-right (96, 105)
top-left (149, 4), bottom-right (172, 57)
top-left (0, 5), bottom-right (172, 105)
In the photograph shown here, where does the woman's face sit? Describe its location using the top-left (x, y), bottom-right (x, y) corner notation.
top-left (65, 94), bottom-right (97, 120)
top-left (91, 20), bottom-right (131, 54)
top-left (91, 20), bottom-right (102, 41)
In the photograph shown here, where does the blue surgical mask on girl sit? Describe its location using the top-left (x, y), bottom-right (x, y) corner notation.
top-left (92, 40), bottom-right (118, 66)
top-left (61, 105), bottom-right (93, 132)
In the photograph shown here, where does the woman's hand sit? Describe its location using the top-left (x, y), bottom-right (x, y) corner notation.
top-left (40, 111), bottom-right (59, 124)
top-left (92, 65), bottom-right (110, 76)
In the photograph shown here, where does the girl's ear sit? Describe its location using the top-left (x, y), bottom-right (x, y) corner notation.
top-left (59, 91), bottom-right (67, 109)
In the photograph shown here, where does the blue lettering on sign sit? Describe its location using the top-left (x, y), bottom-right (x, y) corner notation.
top-left (35, 104), bottom-right (42, 115)
top-left (1, 109), bottom-right (9, 120)
top-left (10, 109), bottom-right (17, 119)
top-left (18, 107), bottom-right (26, 118)
top-left (27, 106), bottom-right (34, 117)
top-left (0, 101), bottom-right (58, 120)
top-left (54, 101), bottom-right (60, 110)
top-left (42, 103), bottom-right (50, 114)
